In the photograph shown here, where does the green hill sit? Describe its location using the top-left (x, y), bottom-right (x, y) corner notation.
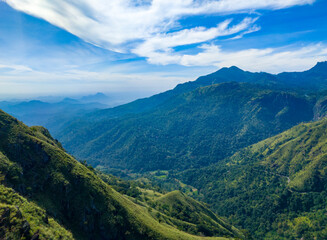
top-left (152, 191), bottom-right (242, 238)
top-left (0, 109), bottom-right (240, 240)
top-left (179, 119), bottom-right (327, 239)
top-left (96, 172), bottom-right (244, 238)
top-left (58, 82), bottom-right (315, 172)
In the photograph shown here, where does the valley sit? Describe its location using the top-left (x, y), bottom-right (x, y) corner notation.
top-left (1, 62), bottom-right (327, 239)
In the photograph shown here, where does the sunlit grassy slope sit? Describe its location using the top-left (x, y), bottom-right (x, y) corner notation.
top-left (0, 182), bottom-right (74, 240)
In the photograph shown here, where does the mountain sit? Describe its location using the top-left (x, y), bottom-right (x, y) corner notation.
top-left (79, 92), bottom-right (112, 105)
top-left (151, 190), bottom-right (242, 237)
top-left (73, 62), bottom-right (327, 123)
top-left (185, 61), bottom-right (327, 92)
top-left (44, 62), bottom-right (327, 174)
top-left (60, 65), bottom-right (276, 123)
top-left (0, 98), bottom-right (108, 134)
top-left (0, 109), bottom-right (241, 240)
top-left (178, 118), bottom-right (327, 239)
top-left (99, 172), bottom-right (244, 238)
top-left (277, 61), bottom-right (327, 90)
top-left (57, 82), bottom-right (316, 172)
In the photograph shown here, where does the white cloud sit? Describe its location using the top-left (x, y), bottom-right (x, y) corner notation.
top-left (133, 17), bottom-right (260, 64)
top-left (139, 44), bottom-right (327, 73)
top-left (5, 0), bottom-right (314, 52)
top-left (229, 25), bottom-right (261, 40)
top-left (0, 64), bottom-right (33, 73)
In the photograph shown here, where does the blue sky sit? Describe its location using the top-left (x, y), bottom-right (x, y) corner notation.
top-left (0, 0), bottom-right (326, 98)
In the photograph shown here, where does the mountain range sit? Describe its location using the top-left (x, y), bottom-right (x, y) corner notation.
top-left (0, 94), bottom-right (111, 135)
top-left (1, 62), bottom-right (327, 239)
top-left (55, 62), bottom-right (327, 173)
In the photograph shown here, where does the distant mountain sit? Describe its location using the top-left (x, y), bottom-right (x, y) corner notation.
top-left (59, 62), bottom-right (327, 125)
top-left (277, 61), bottom-right (327, 90)
top-left (178, 118), bottom-right (327, 239)
top-left (0, 110), bottom-right (242, 240)
top-left (61, 97), bottom-right (81, 104)
top-left (79, 92), bottom-right (111, 105)
top-left (67, 66), bottom-right (278, 123)
top-left (57, 82), bottom-right (317, 172)
top-left (183, 61), bottom-right (327, 91)
top-left (0, 98), bottom-right (108, 134)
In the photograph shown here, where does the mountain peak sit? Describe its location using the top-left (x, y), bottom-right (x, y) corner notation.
top-left (80, 92), bottom-right (110, 103)
top-left (309, 61), bottom-right (327, 73)
top-left (94, 92), bottom-right (106, 96)
top-left (218, 65), bottom-right (244, 73)
top-left (61, 97), bottom-right (79, 103)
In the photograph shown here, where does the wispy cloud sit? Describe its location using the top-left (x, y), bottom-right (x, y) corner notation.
top-left (0, 64), bottom-right (33, 73)
top-left (133, 17), bottom-right (260, 64)
top-left (6, 0), bottom-right (314, 52)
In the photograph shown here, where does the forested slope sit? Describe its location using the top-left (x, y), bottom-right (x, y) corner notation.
top-left (179, 119), bottom-right (327, 239)
top-left (58, 82), bottom-right (315, 172)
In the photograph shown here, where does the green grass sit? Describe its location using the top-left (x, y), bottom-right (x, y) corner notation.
top-left (151, 191), bottom-right (244, 238)
top-left (0, 184), bottom-right (74, 239)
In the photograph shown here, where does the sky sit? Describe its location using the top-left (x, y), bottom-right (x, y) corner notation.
top-left (0, 0), bottom-right (327, 98)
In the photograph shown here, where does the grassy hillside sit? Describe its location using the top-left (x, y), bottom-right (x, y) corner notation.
top-left (0, 182), bottom-right (74, 240)
top-left (179, 119), bottom-right (327, 239)
top-left (151, 191), bottom-right (242, 238)
top-left (58, 82), bottom-right (314, 172)
top-left (97, 172), bottom-right (244, 238)
top-left (0, 109), bottom-right (240, 240)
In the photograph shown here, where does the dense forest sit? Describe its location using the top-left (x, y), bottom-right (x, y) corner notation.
top-left (177, 119), bottom-right (327, 239)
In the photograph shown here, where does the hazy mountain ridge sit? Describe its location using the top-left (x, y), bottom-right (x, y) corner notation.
top-left (0, 96), bottom-right (109, 135)
top-left (79, 62), bottom-right (327, 123)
